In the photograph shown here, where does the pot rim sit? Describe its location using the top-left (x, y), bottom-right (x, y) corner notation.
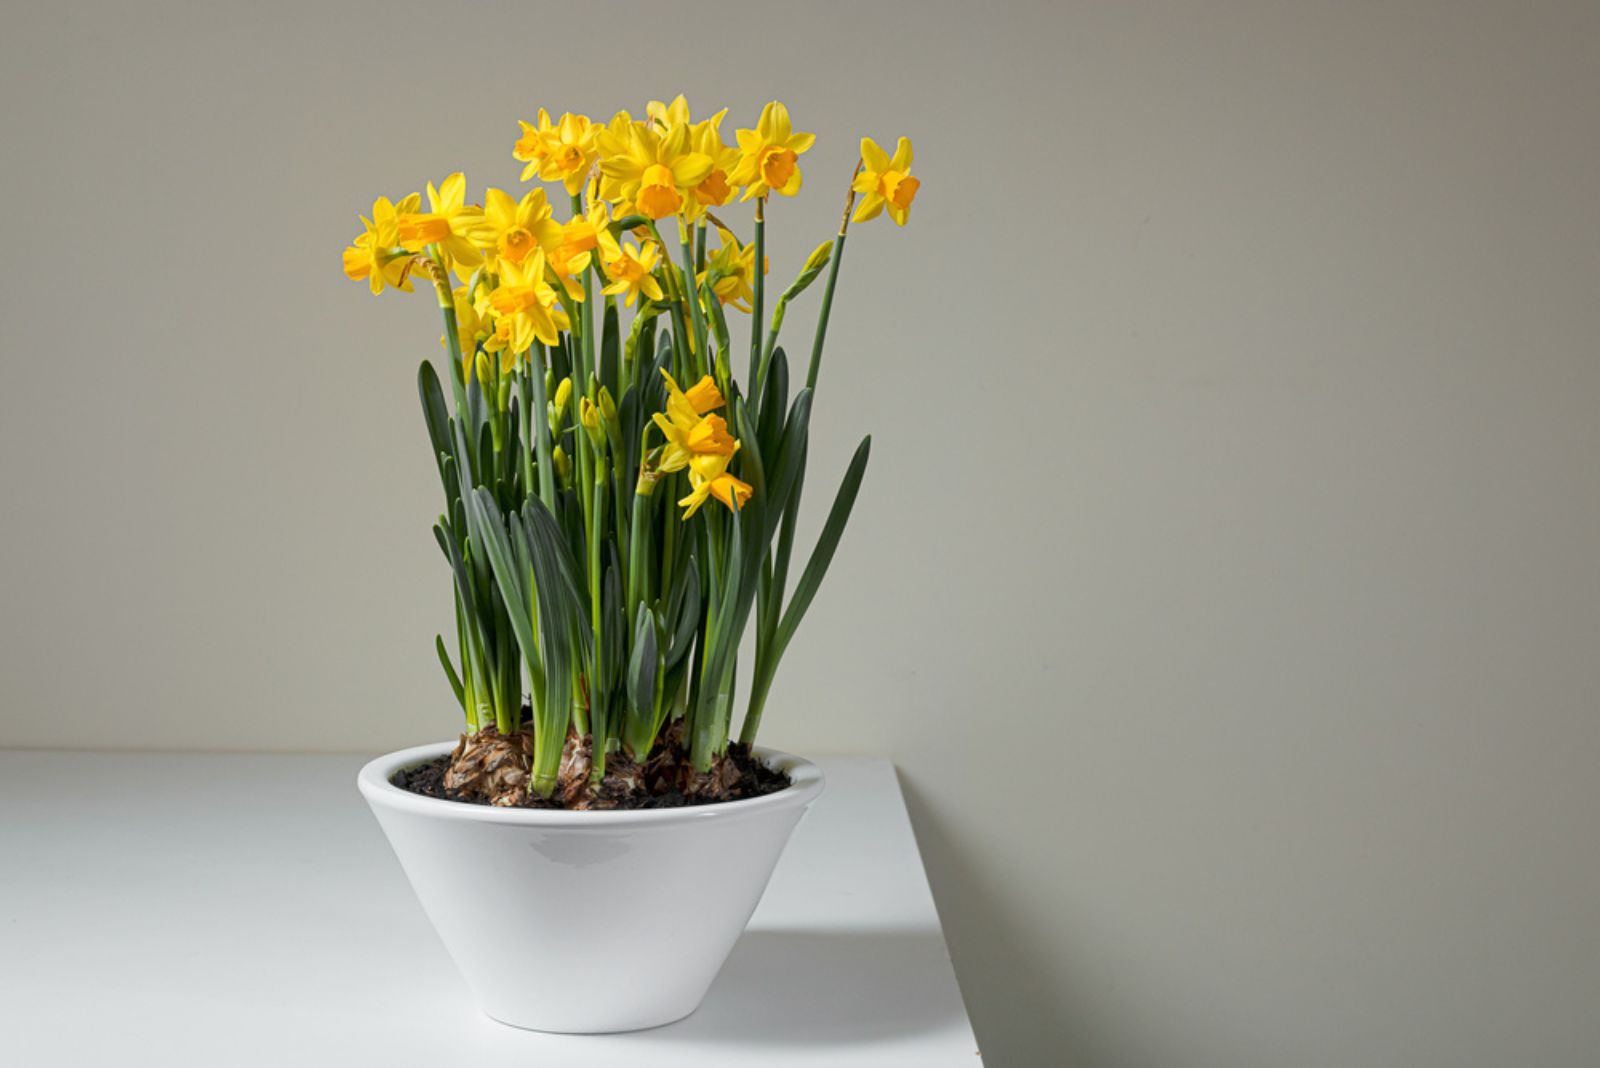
top-left (358, 740), bottom-right (824, 828)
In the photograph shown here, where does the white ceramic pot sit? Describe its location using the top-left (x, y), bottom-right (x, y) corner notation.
top-left (357, 741), bottom-right (824, 1033)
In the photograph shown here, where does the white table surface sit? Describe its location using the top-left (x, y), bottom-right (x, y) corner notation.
top-left (0, 750), bottom-right (980, 1066)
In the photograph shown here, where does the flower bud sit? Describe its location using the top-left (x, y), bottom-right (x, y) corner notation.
top-left (803, 239), bottom-right (833, 274)
top-left (549, 375), bottom-right (573, 435)
top-left (579, 396), bottom-right (606, 448)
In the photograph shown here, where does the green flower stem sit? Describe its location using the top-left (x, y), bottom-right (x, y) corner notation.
top-left (647, 221), bottom-right (695, 381)
top-left (628, 428), bottom-right (656, 620)
top-left (749, 199), bottom-right (765, 400)
top-left (588, 446), bottom-right (609, 781)
top-left (427, 247), bottom-right (468, 413)
top-left (660, 469), bottom-right (680, 604)
top-left (454, 593), bottom-right (479, 732)
top-left (745, 179), bottom-right (859, 745)
top-left (805, 232), bottom-right (848, 392)
top-left (493, 624), bottom-right (517, 736)
top-left (678, 227), bottom-right (710, 382)
top-left (517, 359), bottom-right (534, 499)
top-left (528, 344), bottom-right (557, 510)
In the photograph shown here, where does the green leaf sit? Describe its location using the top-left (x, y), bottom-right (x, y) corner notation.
top-left (435, 634), bottom-right (466, 709)
top-left (758, 347), bottom-right (789, 459)
top-left (775, 435), bottom-right (871, 657)
top-left (463, 490), bottom-right (537, 670)
top-left (627, 602), bottom-right (658, 719)
top-left (600, 300), bottom-right (621, 398)
top-left (763, 388), bottom-right (812, 546)
top-left (665, 557), bottom-right (700, 667)
top-left (418, 360), bottom-right (453, 492)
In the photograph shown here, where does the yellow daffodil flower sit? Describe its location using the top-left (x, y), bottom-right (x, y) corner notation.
top-left (597, 118), bottom-right (714, 220)
top-left (513, 112), bottom-right (549, 176)
top-left (851, 137), bottom-right (920, 226)
top-left (731, 102), bottom-right (814, 201)
top-left (543, 202), bottom-right (622, 301)
top-left (686, 111), bottom-right (740, 217)
top-left (679, 467), bottom-right (753, 518)
top-left (522, 110), bottom-right (600, 196)
top-left (653, 368), bottom-right (753, 518)
top-left (486, 251), bottom-right (570, 352)
top-left (397, 173), bottom-right (494, 280)
top-left (444, 284), bottom-right (513, 381)
top-left (646, 95), bottom-right (692, 131)
top-left (342, 193), bottom-right (422, 295)
top-left (652, 369), bottom-right (735, 473)
top-left (652, 369), bottom-right (729, 457)
top-left (639, 97), bottom-right (739, 217)
top-left (698, 227), bottom-right (764, 312)
top-left (482, 187), bottom-right (561, 272)
top-left (663, 369), bottom-right (725, 424)
top-left (601, 240), bottom-right (665, 308)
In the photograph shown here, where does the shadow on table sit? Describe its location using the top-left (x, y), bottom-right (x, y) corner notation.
top-left (647, 927), bottom-right (967, 1047)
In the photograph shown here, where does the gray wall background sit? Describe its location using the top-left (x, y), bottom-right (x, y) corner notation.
top-left (3, 2), bottom-right (1598, 1064)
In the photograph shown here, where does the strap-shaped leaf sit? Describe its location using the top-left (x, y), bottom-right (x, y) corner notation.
top-left (599, 559), bottom-right (623, 697)
top-left (520, 494), bottom-right (590, 663)
top-left (627, 602), bottom-right (658, 719)
top-left (763, 388), bottom-right (812, 546)
top-left (418, 360), bottom-right (453, 493)
top-left (700, 494), bottom-right (748, 703)
top-left (435, 634), bottom-right (466, 709)
top-left (758, 347), bottom-right (789, 460)
top-left (464, 489), bottom-right (538, 670)
top-left (666, 557), bottom-right (700, 667)
top-left (434, 520), bottom-right (481, 633)
top-left (600, 301), bottom-right (621, 397)
top-left (775, 435), bottom-right (871, 657)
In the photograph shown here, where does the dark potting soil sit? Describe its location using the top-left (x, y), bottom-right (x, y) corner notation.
top-left (392, 742), bottom-right (792, 810)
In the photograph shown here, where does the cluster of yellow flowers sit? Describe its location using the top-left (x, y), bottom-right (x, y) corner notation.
top-left (653, 371), bottom-right (752, 517)
top-left (341, 97), bottom-right (919, 516)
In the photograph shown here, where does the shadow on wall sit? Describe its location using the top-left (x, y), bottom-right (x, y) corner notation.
top-left (899, 772), bottom-right (1077, 1067)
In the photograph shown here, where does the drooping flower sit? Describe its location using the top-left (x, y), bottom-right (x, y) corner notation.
top-left (698, 227), bottom-right (764, 312)
top-left (601, 240), bottom-right (665, 308)
top-left (596, 118), bottom-right (713, 220)
top-left (731, 102), bottom-right (814, 201)
top-left (651, 369), bottom-right (750, 517)
top-left (652, 370), bottom-right (733, 472)
top-left (397, 173), bottom-right (494, 279)
top-left (664, 369), bottom-right (725, 424)
top-left (482, 187), bottom-right (561, 272)
top-left (679, 467), bottom-right (753, 518)
top-left (852, 137), bottom-right (920, 226)
top-left (342, 193), bottom-right (422, 295)
top-left (486, 251), bottom-right (570, 352)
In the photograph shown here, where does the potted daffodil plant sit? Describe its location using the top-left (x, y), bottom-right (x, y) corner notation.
top-left (349, 96), bottom-right (919, 1032)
